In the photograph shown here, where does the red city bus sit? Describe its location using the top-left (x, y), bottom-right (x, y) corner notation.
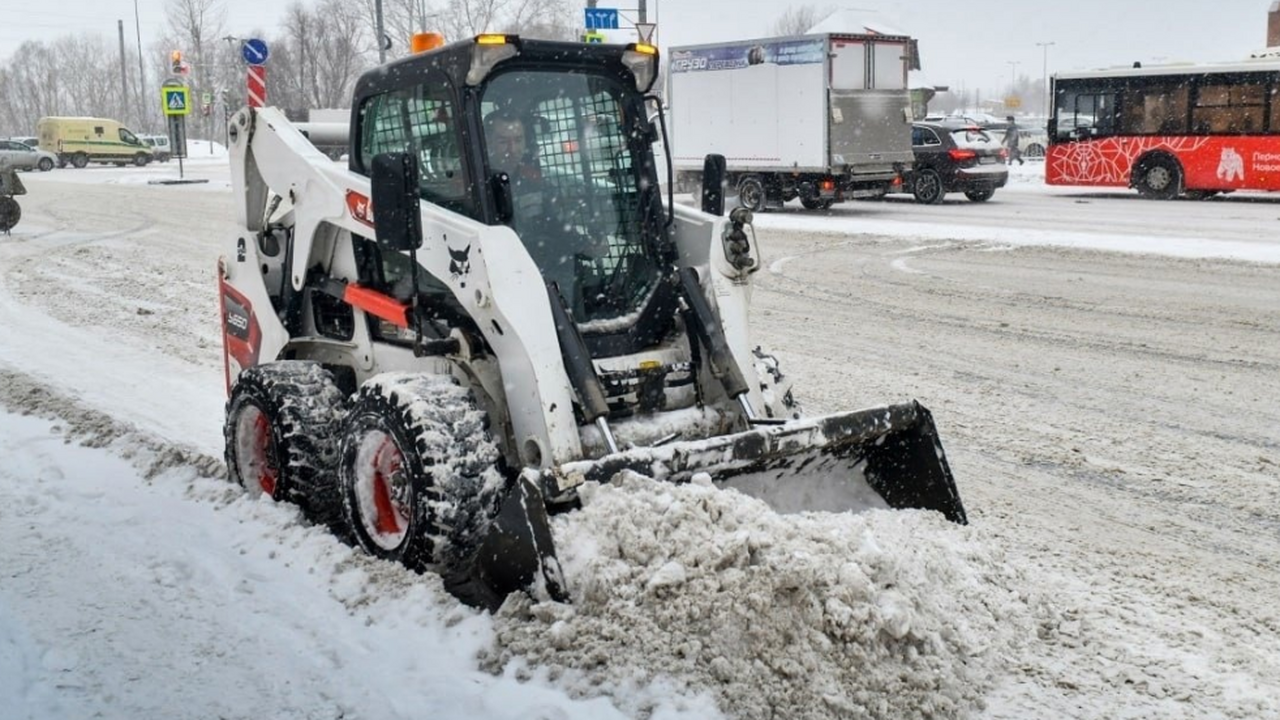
top-left (1046, 57), bottom-right (1280, 199)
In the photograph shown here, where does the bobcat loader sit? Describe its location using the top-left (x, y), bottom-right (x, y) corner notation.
top-left (219, 34), bottom-right (966, 610)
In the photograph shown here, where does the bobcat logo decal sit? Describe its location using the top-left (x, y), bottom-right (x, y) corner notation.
top-left (448, 243), bottom-right (471, 282)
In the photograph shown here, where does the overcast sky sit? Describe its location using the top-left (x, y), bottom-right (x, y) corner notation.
top-left (0, 0), bottom-right (1271, 97)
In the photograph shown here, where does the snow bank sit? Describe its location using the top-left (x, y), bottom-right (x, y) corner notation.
top-left (486, 471), bottom-right (1056, 720)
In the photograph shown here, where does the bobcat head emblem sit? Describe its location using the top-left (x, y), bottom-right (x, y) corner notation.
top-left (449, 243), bottom-right (471, 281)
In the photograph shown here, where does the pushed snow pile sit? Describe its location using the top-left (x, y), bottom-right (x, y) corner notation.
top-left (485, 472), bottom-right (1048, 719)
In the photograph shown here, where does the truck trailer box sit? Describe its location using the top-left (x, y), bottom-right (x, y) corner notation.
top-left (667, 33), bottom-right (915, 209)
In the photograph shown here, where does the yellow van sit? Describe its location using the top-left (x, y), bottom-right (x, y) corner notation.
top-left (36, 116), bottom-right (154, 168)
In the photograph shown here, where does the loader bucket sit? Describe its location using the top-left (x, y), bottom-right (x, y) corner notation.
top-left (444, 474), bottom-right (570, 612)
top-left (553, 401), bottom-right (966, 524)
top-left (452, 401), bottom-right (963, 611)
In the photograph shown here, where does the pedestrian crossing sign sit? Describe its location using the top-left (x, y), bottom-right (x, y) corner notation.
top-left (162, 87), bottom-right (191, 116)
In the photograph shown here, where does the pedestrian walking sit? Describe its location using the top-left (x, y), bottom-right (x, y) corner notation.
top-left (1003, 116), bottom-right (1024, 166)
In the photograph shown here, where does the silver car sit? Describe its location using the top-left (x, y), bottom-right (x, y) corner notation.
top-left (0, 139), bottom-right (57, 172)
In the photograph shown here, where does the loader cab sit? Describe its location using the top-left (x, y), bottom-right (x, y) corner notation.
top-left (351, 36), bottom-right (675, 354)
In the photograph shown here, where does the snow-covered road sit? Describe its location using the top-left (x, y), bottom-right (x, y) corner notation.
top-left (1, 161), bottom-right (1278, 718)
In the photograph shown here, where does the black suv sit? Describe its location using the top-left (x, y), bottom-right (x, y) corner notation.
top-left (903, 122), bottom-right (1009, 204)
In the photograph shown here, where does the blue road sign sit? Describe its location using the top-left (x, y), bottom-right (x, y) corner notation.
top-left (584, 8), bottom-right (619, 29)
top-left (241, 38), bottom-right (269, 66)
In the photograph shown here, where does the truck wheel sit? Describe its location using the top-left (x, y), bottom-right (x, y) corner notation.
top-left (912, 169), bottom-right (946, 204)
top-left (225, 361), bottom-right (345, 521)
top-left (134, 153), bottom-right (149, 167)
top-left (338, 373), bottom-right (504, 575)
top-left (737, 176), bottom-right (766, 212)
top-left (71, 153), bottom-right (89, 169)
top-left (37, 158), bottom-right (53, 172)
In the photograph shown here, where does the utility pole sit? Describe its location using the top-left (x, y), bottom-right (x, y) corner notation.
top-left (118, 21), bottom-right (130, 126)
top-left (1036, 41), bottom-right (1056, 118)
top-left (1006, 60), bottom-right (1021, 100)
top-left (134, 1), bottom-right (148, 130)
top-left (376, 0), bottom-right (386, 64)
top-left (639, 0), bottom-right (647, 23)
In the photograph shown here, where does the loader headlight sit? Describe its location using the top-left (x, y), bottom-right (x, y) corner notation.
top-left (623, 43), bottom-right (659, 93)
top-left (467, 34), bottom-right (521, 86)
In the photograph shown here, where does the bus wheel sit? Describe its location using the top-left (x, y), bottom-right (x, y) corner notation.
top-left (1135, 155), bottom-right (1181, 200)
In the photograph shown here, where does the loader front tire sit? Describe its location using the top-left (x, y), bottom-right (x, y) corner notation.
top-left (224, 361), bottom-right (345, 522)
top-left (338, 373), bottom-right (505, 576)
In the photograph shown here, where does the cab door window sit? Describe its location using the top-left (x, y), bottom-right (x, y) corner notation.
top-left (358, 80), bottom-right (471, 218)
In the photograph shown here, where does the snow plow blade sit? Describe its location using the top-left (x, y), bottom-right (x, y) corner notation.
top-left (553, 400), bottom-right (966, 524)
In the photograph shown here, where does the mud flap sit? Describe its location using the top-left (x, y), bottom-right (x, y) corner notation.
top-left (444, 474), bottom-right (569, 612)
top-left (551, 401), bottom-right (966, 524)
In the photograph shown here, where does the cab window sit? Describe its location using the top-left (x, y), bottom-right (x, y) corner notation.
top-left (358, 80), bottom-right (470, 218)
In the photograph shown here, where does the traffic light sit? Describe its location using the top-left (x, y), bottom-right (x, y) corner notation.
top-left (171, 50), bottom-right (182, 74)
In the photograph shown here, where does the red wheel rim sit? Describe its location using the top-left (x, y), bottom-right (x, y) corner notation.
top-left (353, 430), bottom-right (410, 550)
top-left (234, 404), bottom-right (279, 497)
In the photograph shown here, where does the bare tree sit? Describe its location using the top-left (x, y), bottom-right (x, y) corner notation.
top-left (771, 5), bottom-right (836, 36)
top-left (165, 0), bottom-right (227, 139)
top-left (437, 0), bottom-right (573, 40)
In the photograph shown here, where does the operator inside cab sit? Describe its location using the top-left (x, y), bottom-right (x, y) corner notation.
top-left (481, 101), bottom-right (611, 309)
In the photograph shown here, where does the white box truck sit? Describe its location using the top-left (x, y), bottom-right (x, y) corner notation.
top-left (667, 33), bottom-right (915, 210)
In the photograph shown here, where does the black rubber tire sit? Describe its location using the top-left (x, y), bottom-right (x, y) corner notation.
top-left (134, 154), bottom-right (149, 167)
top-left (799, 197), bottom-right (835, 210)
top-left (37, 157), bottom-right (54, 172)
top-left (224, 361), bottom-right (345, 521)
top-left (912, 169), bottom-right (946, 205)
top-left (1135, 155), bottom-right (1182, 200)
top-left (71, 153), bottom-right (89, 169)
top-left (964, 188), bottom-right (995, 202)
top-left (1025, 143), bottom-right (1045, 158)
top-left (0, 197), bottom-right (19, 232)
top-left (737, 175), bottom-right (766, 212)
top-left (1182, 190), bottom-right (1219, 201)
top-left (338, 373), bottom-right (504, 575)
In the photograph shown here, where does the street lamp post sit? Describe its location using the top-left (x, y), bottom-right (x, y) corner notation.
top-left (1036, 41), bottom-right (1056, 118)
top-left (1006, 60), bottom-right (1021, 98)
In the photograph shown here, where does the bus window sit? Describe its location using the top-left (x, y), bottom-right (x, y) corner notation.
top-left (1056, 89), bottom-right (1115, 139)
top-left (1271, 87), bottom-right (1280, 133)
top-left (1119, 84), bottom-right (1188, 135)
top-left (1192, 82), bottom-right (1265, 134)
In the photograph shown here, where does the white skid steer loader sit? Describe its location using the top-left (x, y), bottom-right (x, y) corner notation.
top-left (219, 34), bottom-right (966, 610)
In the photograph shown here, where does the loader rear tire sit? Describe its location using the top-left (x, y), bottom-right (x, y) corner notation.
top-left (224, 361), bottom-right (345, 523)
top-left (338, 373), bottom-right (505, 576)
